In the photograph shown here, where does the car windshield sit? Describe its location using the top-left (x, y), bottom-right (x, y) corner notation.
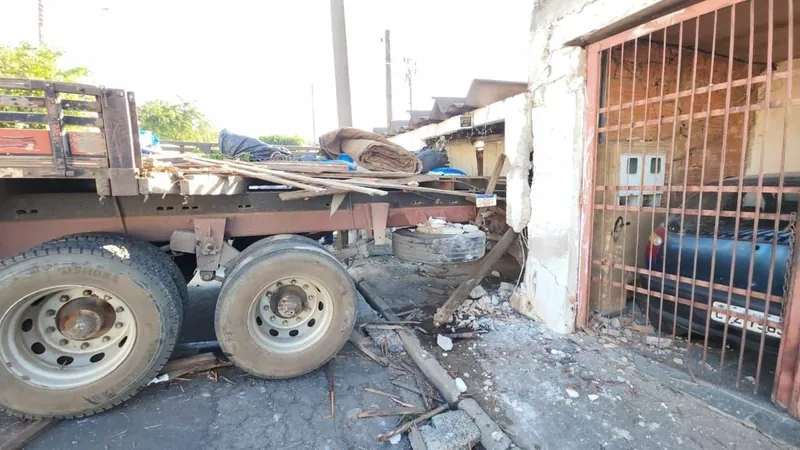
top-left (669, 189), bottom-right (800, 235)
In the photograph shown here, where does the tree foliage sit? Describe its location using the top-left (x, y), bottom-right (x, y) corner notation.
top-left (0, 42), bottom-right (88, 81)
top-left (258, 135), bottom-right (305, 146)
top-left (137, 100), bottom-right (216, 142)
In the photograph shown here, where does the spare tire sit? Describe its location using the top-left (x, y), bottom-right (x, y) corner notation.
top-left (392, 228), bottom-right (486, 264)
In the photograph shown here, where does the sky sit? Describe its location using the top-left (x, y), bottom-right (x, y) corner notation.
top-left (0, 0), bottom-right (532, 143)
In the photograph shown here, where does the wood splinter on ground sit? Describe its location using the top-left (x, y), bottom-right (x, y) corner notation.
top-left (327, 360), bottom-right (336, 420)
top-left (375, 404), bottom-right (449, 442)
top-left (357, 407), bottom-right (427, 418)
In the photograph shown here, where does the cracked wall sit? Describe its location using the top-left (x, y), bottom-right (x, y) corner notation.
top-left (520, 0), bottom-right (672, 333)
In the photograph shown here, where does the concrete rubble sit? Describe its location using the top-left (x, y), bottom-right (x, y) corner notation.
top-left (418, 410), bottom-right (481, 450)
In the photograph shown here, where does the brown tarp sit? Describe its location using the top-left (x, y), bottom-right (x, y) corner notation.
top-left (318, 127), bottom-right (422, 173)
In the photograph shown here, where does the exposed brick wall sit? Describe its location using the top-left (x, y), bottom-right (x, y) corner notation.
top-left (601, 40), bottom-right (765, 196)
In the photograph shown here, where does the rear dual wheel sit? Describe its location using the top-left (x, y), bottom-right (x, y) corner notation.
top-left (215, 237), bottom-right (355, 378)
top-left (0, 236), bottom-right (182, 418)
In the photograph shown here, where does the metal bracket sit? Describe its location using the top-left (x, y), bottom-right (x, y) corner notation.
top-left (168, 218), bottom-right (239, 274)
top-left (370, 203), bottom-right (390, 246)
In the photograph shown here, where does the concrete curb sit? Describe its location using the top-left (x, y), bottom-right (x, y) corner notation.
top-left (459, 398), bottom-right (514, 450)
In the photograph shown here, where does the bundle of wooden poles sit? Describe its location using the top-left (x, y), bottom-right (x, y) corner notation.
top-left (145, 152), bottom-right (481, 201)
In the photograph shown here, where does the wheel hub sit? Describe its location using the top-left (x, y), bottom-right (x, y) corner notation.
top-left (56, 297), bottom-right (116, 341)
top-left (251, 276), bottom-right (332, 354)
top-left (271, 286), bottom-right (307, 319)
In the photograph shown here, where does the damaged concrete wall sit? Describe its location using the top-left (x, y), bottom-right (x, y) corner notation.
top-left (521, 0), bottom-right (675, 333)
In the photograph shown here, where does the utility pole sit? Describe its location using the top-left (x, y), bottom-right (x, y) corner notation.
top-left (38, 0), bottom-right (44, 46)
top-left (403, 57), bottom-right (416, 112)
top-left (329, 0), bottom-right (353, 249)
top-left (310, 84), bottom-right (317, 143)
top-left (384, 30), bottom-right (393, 134)
top-left (329, 0), bottom-right (353, 128)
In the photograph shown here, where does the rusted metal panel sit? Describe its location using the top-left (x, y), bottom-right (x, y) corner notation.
top-left (100, 88), bottom-right (137, 196)
top-left (127, 92), bottom-right (143, 170)
top-left (0, 95), bottom-right (46, 108)
top-left (60, 99), bottom-right (102, 113)
top-left (68, 132), bottom-right (107, 156)
top-left (42, 82), bottom-right (67, 175)
top-left (0, 205), bottom-right (476, 259)
top-left (0, 129), bottom-right (51, 156)
top-left (0, 77), bottom-right (103, 95)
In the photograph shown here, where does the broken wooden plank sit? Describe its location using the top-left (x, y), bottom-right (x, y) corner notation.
top-left (433, 227), bottom-right (518, 327)
top-left (185, 155), bottom-right (388, 196)
top-left (0, 417), bottom-right (55, 450)
top-left (158, 352), bottom-right (232, 380)
top-left (183, 157), bottom-right (325, 192)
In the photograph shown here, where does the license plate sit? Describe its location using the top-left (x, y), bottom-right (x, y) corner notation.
top-left (475, 194), bottom-right (497, 207)
top-left (710, 302), bottom-right (782, 339)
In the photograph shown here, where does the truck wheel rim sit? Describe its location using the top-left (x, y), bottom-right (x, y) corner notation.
top-left (248, 276), bottom-right (333, 354)
top-left (0, 286), bottom-right (137, 389)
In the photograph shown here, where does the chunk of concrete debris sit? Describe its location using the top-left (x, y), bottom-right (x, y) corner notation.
top-left (455, 377), bottom-right (468, 393)
top-left (672, 358), bottom-right (684, 365)
top-left (469, 285), bottom-right (487, 299)
top-left (459, 399), bottom-right (512, 450)
top-left (588, 394), bottom-right (599, 402)
top-left (645, 336), bottom-right (673, 347)
top-left (565, 387), bottom-right (580, 399)
top-left (610, 317), bottom-right (621, 329)
top-left (462, 224), bottom-right (480, 233)
top-left (369, 328), bottom-right (405, 354)
top-left (437, 334), bottom-right (454, 352)
top-left (491, 270), bottom-right (501, 277)
top-left (419, 410), bottom-right (481, 450)
top-left (389, 433), bottom-right (402, 445)
top-left (497, 282), bottom-right (515, 297)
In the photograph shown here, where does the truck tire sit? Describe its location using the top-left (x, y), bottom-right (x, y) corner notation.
top-left (224, 234), bottom-right (326, 276)
top-left (0, 240), bottom-right (182, 419)
top-left (392, 228), bottom-right (486, 264)
top-left (215, 247), bottom-right (356, 378)
top-left (46, 233), bottom-right (190, 309)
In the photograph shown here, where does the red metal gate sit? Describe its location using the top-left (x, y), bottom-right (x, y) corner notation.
top-left (578, 0), bottom-right (800, 417)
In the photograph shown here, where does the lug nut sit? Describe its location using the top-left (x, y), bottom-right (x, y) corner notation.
top-left (46, 326), bottom-right (55, 333)
top-left (59, 339), bottom-right (68, 346)
top-left (83, 290), bottom-right (92, 296)
top-left (291, 279), bottom-right (297, 285)
top-left (102, 336), bottom-right (111, 343)
top-left (309, 295), bottom-right (315, 301)
top-left (277, 282), bottom-right (283, 288)
top-left (104, 295), bottom-right (112, 300)
top-left (60, 295), bottom-right (69, 302)
top-left (266, 291), bottom-right (272, 297)
top-left (80, 342), bottom-right (90, 349)
top-left (303, 284), bottom-right (309, 290)
top-left (115, 306), bottom-right (124, 313)
top-left (45, 309), bottom-right (56, 317)
top-left (114, 322), bottom-right (123, 328)
top-left (263, 305), bottom-right (270, 311)
top-left (282, 320), bottom-right (288, 325)
top-left (270, 315), bottom-right (276, 321)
